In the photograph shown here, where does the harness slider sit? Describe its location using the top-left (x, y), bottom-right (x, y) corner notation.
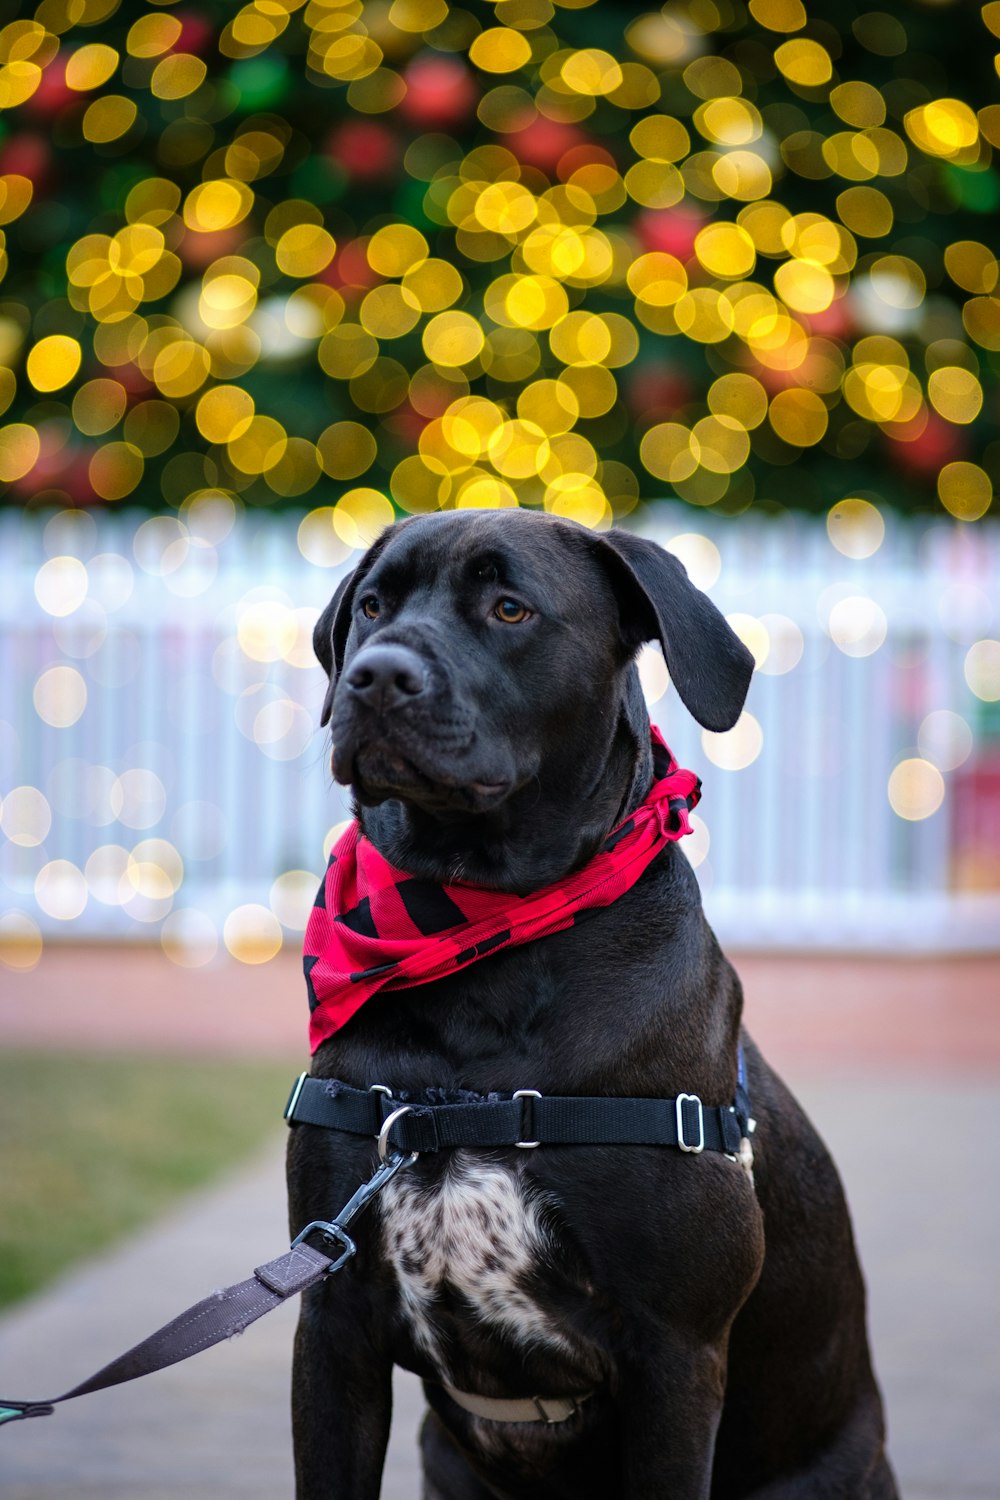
top-left (676, 1093), bottom-right (705, 1153)
top-left (513, 1089), bottom-right (542, 1148)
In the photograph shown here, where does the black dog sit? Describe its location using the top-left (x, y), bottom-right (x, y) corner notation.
top-left (288, 509), bottom-right (897, 1498)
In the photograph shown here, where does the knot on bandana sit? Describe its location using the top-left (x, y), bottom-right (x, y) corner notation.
top-left (303, 728), bottom-right (700, 1051)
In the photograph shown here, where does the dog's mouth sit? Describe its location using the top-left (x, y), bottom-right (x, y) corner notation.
top-left (333, 734), bottom-right (512, 813)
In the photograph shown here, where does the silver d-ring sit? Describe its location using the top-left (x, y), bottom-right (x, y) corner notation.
top-left (377, 1104), bottom-right (414, 1161)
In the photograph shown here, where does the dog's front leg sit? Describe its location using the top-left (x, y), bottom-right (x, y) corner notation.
top-left (617, 1337), bottom-right (728, 1499)
top-left (291, 1275), bottom-right (392, 1500)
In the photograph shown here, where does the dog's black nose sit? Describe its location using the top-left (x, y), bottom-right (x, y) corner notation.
top-left (345, 645), bottom-right (427, 710)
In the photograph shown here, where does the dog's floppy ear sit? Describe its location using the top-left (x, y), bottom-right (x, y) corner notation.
top-left (313, 526), bottom-right (395, 727)
top-left (593, 528), bottom-right (753, 732)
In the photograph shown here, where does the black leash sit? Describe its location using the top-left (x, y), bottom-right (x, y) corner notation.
top-left (0, 1141), bottom-right (416, 1429)
top-left (0, 1063), bottom-right (753, 1429)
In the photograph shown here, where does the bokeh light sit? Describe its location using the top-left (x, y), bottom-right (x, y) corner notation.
top-left (1, 1), bottom-right (999, 969)
top-left (887, 758), bottom-right (945, 822)
top-left (223, 902), bottom-right (283, 965)
top-left (0, 2), bottom-right (993, 531)
top-left (701, 711), bottom-right (763, 771)
top-left (0, 911), bottom-right (43, 972)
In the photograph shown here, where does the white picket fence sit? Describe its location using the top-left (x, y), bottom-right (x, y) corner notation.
top-left (1, 503), bottom-right (998, 953)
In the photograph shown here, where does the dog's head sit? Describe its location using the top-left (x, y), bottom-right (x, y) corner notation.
top-left (313, 510), bottom-right (752, 831)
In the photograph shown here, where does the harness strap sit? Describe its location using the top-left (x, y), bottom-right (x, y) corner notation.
top-left (285, 1075), bottom-right (749, 1157)
top-left (443, 1384), bottom-right (593, 1425)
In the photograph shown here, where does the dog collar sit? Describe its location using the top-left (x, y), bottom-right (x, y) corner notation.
top-left (303, 729), bottom-right (700, 1050)
top-left (284, 1066), bottom-right (755, 1161)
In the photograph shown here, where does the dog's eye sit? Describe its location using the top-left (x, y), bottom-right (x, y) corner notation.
top-left (494, 599), bottom-right (530, 624)
top-left (360, 596), bottom-right (380, 620)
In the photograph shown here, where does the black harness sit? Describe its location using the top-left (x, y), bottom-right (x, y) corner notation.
top-left (284, 1067), bottom-right (755, 1158)
top-left (0, 1058), bottom-right (754, 1429)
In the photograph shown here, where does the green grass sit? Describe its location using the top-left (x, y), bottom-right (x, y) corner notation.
top-left (0, 1052), bottom-right (296, 1310)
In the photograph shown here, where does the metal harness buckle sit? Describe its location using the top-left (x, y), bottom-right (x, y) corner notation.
top-left (512, 1089), bottom-right (542, 1148)
top-left (676, 1093), bottom-right (705, 1153)
top-left (284, 1071), bottom-right (308, 1121)
top-left (533, 1394), bottom-right (578, 1423)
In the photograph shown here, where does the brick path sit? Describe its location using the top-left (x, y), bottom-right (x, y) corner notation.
top-left (0, 947), bottom-right (998, 1496)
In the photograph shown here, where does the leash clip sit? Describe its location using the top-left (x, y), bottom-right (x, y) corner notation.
top-left (290, 1136), bottom-right (418, 1273)
top-left (289, 1219), bottom-right (356, 1272)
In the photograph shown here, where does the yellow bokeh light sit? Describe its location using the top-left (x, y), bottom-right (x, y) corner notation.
top-left (887, 759), bottom-right (945, 822)
top-left (726, 613), bottom-right (770, 669)
top-left (422, 311), bottom-right (485, 367)
top-left (773, 259), bottom-right (835, 314)
top-left (367, 224), bottom-right (429, 277)
top-left (627, 251), bottom-right (687, 307)
top-left (749, 0), bottom-right (807, 30)
top-left (708, 372), bottom-right (768, 429)
top-left (238, 600), bottom-right (298, 663)
top-left (26, 335), bottom-right (82, 393)
top-left (127, 839), bottom-right (184, 899)
top-left (65, 42), bottom-right (119, 91)
top-left (927, 367), bottom-right (983, 425)
top-left (82, 95), bottom-right (136, 144)
top-left (297, 507), bottom-right (354, 568)
top-left (964, 640), bottom-right (1000, 701)
top-left (937, 462), bottom-right (992, 522)
top-left (826, 498), bottom-right (885, 559)
top-left (673, 288), bottom-right (735, 343)
top-left (33, 665), bottom-right (87, 728)
top-left (270, 870), bottom-right (321, 931)
top-left (223, 903), bottom-right (284, 964)
top-left (0, 785), bottom-right (52, 847)
top-left (196, 385), bottom-right (255, 444)
top-left (403, 258), bottom-right (463, 312)
top-left (469, 26), bottom-right (533, 74)
top-left (276, 224), bottom-right (336, 279)
top-left (641, 423), bottom-right (698, 484)
top-left (774, 38), bottom-right (832, 87)
top-left (184, 180), bottom-right (253, 234)
top-left (151, 53), bottom-right (207, 100)
top-left (334, 487), bottom-right (395, 549)
top-left (768, 388), bottom-right (829, 447)
top-left (0, 912), bottom-right (43, 973)
top-left (830, 81), bottom-right (886, 129)
top-left (905, 97), bottom-right (979, 160)
top-left (695, 222), bottom-right (756, 280)
top-left (702, 712), bottom-right (763, 771)
top-left (630, 113), bottom-right (690, 163)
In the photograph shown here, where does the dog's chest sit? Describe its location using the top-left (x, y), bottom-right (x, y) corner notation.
top-left (378, 1152), bottom-right (570, 1370)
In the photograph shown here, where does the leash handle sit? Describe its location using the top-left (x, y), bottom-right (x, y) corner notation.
top-left (0, 1150), bottom-right (417, 1429)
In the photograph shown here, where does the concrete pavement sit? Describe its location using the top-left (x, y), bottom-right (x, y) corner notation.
top-left (1, 1069), bottom-right (997, 1499)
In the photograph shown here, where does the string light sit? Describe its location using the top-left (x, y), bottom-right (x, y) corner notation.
top-left (0, 1), bottom-right (993, 530)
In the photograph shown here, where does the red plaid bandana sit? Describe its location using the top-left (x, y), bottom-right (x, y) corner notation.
top-left (304, 729), bottom-right (700, 1051)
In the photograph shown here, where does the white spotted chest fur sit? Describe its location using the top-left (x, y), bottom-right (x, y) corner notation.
top-left (378, 1151), bottom-right (570, 1375)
